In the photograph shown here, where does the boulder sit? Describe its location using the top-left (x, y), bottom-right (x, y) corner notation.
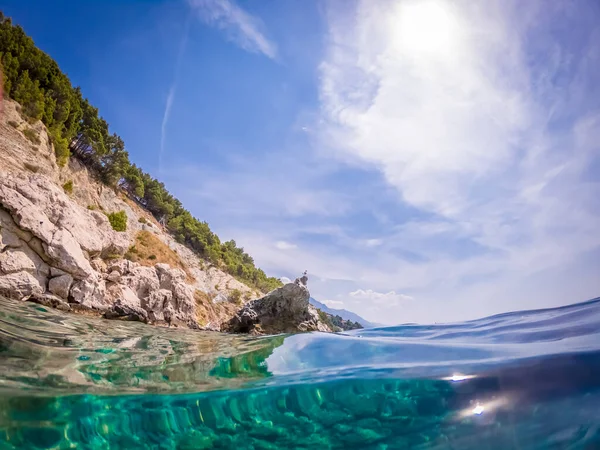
top-left (69, 277), bottom-right (109, 310)
top-left (107, 259), bottom-right (137, 276)
top-left (48, 274), bottom-right (73, 299)
top-left (102, 283), bottom-right (147, 322)
top-left (164, 302), bottom-right (175, 326)
top-left (43, 229), bottom-right (94, 279)
top-left (12, 175), bottom-right (129, 258)
top-left (0, 174), bottom-right (129, 279)
top-left (105, 283), bottom-right (141, 309)
top-left (50, 267), bottom-right (67, 277)
top-left (0, 248), bottom-right (37, 274)
top-left (223, 283), bottom-right (332, 334)
top-left (0, 182), bottom-right (55, 243)
top-left (28, 293), bottom-right (71, 312)
top-left (121, 266), bottom-right (160, 300)
top-left (0, 271), bottom-right (44, 300)
top-left (0, 220), bottom-right (24, 249)
top-left (149, 265), bottom-right (196, 325)
top-left (146, 289), bottom-right (173, 322)
top-left (97, 263), bottom-right (197, 326)
top-left (105, 270), bottom-right (121, 283)
top-left (103, 300), bottom-right (149, 323)
top-left (212, 292), bottom-right (228, 303)
top-left (0, 182), bottom-right (94, 279)
top-left (155, 263), bottom-right (186, 290)
top-left (90, 258), bottom-right (107, 273)
top-left (171, 282), bottom-right (195, 319)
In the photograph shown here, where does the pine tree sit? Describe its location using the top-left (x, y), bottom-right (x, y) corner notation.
top-left (13, 70), bottom-right (44, 119)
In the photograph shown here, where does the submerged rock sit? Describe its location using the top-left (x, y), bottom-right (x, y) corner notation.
top-left (223, 283), bottom-right (332, 334)
top-left (103, 300), bottom-right (149, 323)
top-left (28, 292), bottom-right (71, 312)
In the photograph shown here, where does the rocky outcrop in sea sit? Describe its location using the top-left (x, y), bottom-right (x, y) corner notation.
top-left (223, 282), bottom-right (332, 334)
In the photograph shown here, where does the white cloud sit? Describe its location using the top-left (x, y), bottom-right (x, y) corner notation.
top-left (317, 0), bottom-right (600, 313)
top-left (321, 0), bottom-right (530, 217)
top-left (276, 240), bottom-right (297, 250)
top-left (349, 289), bottom-right (413, 306)
top-left (160, 16), bottom-right (191, 170)
top-left (162, 0), bottom-right (600, 324)
top-left (363, 238), bottom-right (383, 247)
top-left (188, 0), bottom-right (277, 58)
top-left (160, 85), bottom-right (176, 169)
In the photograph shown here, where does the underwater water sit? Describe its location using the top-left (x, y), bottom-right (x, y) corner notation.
top-left (2, 297), bottom-right (600, 449)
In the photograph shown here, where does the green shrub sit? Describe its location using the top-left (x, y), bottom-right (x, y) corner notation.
top-left (8, 120), bottom-right (18, 129)
top-left (123, 245), bottom-right (136, 261)
top-left (228, 289), bottom-right (242, 305)
top-left (87, 205), bottom-right (97, 211)
top-left (62, 180), bottom-right (73, 194)
top-left (138, 216), bottom-right (147, 224)
top-left (23, 127), bottom-right (41, 145)
top-left (317, 309), bottom-right (335, 329)
top-left (148, 254), bottom-right (157, 260)
top-left (107, 210), bottom-right (127, 232)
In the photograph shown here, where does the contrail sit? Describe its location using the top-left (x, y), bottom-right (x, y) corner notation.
top-left (159, 13), bottom-right (192, 171)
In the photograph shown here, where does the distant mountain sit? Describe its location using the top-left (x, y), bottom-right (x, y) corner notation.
top-left (309, 297), bottom-right (379, 328)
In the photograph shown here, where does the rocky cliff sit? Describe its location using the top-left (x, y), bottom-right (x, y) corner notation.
top-left (0, 97), bottom-right (332, 333)
top-left (0, 97), bottom-right (264, 329)
top-left (0, 172), bottom-right (197, 327)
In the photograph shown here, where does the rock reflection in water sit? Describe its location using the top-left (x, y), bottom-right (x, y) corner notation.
top-left (0, 297), bottom-right (285, 394)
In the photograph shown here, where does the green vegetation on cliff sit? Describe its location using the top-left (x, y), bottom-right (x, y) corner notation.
top-left (329, 314), bottom-right (363, 331)
top-left (0, 12), bottom-right (281, 293)
top-left (106, 210), bottom-right (127, 232)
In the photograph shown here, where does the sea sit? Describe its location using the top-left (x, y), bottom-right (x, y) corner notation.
top-left (1, 295), bottom-right (600, 449)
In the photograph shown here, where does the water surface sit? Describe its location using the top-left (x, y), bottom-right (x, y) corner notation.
top-left (2, 296), bottom-right (600, 449)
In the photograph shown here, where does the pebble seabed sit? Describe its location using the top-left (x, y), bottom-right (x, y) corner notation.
top-left (2, 375), bottom-right (600, 449)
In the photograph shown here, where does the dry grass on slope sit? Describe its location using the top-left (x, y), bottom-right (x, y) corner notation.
top-left (195, 290), bottom-right (240, 328)
top-left (125, 230), bottom-right (194, 283)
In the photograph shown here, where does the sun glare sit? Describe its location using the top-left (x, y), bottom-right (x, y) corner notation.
top-left (472, 404), bottom-right (484, 415)
top-left (393, 0), bottom-right (458, 56)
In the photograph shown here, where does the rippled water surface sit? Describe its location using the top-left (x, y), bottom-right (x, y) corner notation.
top-left (2, 296), bottom-right (600, 449)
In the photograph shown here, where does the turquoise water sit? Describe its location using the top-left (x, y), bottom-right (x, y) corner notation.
top-left (2, 296), bottom-right (600, 449)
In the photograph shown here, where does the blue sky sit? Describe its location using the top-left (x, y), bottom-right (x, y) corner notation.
top-left (4, 0), bottom-right (600, 324)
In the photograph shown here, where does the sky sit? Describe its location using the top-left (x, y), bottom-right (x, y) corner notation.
top-left (3, 0), bottom-right (599, 324)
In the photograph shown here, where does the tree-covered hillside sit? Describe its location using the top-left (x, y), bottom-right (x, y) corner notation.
top-left (0, 12), bottom-right (281, 293)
